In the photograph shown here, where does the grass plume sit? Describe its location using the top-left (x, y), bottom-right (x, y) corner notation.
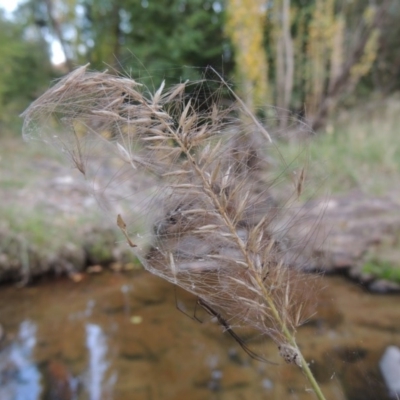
top-left (22, 65), bottom-right (326, 399)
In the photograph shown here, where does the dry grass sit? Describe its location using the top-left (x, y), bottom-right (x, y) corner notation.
top-left (22, 65), bottom-right (326, 398)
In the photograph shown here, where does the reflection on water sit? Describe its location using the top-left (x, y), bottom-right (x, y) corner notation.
top-left (85, 324), bottom-right (117, 400)
top-left (0, 272), bottom-right (399, 400)
top-left (0, 320), bottom-right (42, 400)
top-left (0, 320), bottom-right (117, 400)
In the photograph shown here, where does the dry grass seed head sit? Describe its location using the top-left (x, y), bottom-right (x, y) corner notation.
top-left (22, 64), bottom-right (320, 359)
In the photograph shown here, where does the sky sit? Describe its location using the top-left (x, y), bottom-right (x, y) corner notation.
top-left (0, 0), bottom-right (20, 17)
top-left (0, 0), bottom-right (66, 64)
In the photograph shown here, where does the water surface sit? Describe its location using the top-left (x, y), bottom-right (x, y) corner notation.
top-left (0, 271), bottom-right (399, 400)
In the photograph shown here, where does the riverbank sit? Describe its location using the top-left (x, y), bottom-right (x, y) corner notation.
top-left (0, 137), bottom-right (140, 284)
top-left (1, 132), bottom-right (400, 292)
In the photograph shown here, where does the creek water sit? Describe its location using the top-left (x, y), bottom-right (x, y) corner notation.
top-left (0, 270), bottom-right (399, 400)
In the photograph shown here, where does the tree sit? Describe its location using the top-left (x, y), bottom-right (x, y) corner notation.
top-left (225, 0), bottom-right (269, 112)
top-left (101, 0), bottom-right (232, 85)
top-left (310, 1), bottom-right (389, 130)
top-left (226, 0), bottom-right (392, 132)
top-left (364, 1), bottom-right (400, 93)
top-left (0, 10), bottom-right (53, 129)
top-left (12, 0), bottom-right (399, 133)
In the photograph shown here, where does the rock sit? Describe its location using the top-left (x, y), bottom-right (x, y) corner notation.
top-left (368, 279), bottom-right (400, 293)
top-left (87, 265), bottom-right (103, 274)
top-left (44, 359), bottom-right (77, 400)
top-left (286, 192), bottom-right (400, 291)
top-left (379, 346), bottom-right (400, 398)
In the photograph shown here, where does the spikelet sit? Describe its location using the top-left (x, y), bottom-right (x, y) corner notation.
top-left (22, 65), bottom-right (326, 399)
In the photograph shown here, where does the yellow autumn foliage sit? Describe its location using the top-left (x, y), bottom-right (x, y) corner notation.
top-left (225, 0), bottom-right (381, 125)
top-left (351, 29), bottom-right (380, 82)
top-left (225, 0), bottom-right (269, 111)
top-left (305, 0), bottom-right (336, 117)
top-left (350, 6), bottom-right (380, 84)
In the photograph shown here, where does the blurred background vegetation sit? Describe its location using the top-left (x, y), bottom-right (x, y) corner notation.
top-left (0, 0), bottom-right (399, 134)
top-left (1, 0), bottom-right (400, 263)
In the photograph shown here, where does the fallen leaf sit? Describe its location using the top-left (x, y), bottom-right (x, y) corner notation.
top-left (130, 315), bottom-right (143, 324)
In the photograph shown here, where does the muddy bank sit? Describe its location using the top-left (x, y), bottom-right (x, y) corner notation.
top-left (0, 139), bottom-right (144, 284)
top-left (0, 224), bottom-right (135, 284)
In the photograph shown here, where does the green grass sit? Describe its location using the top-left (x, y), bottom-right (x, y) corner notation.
top-left (0, 203), bottom-right (101, 256)
top-left (0, 200), bottom-right (142, 280)
top-left (0, 179), bottom-right (26, 189)
top-left (0, 138), bottom-right (86, 254)
top-left (277, 95), bottom-right (400, 198)
top-left (0, 136), bottom-right (145, 280)
top-left (362, 259), bottom-right (400, 284)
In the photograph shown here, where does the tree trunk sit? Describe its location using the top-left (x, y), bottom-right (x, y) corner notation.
top-left (276, 0), bottom-right (294, 130)
top-left (311, 1), bottom-right (390, 132)
top-left (43, 0), bottom-right (74, 71)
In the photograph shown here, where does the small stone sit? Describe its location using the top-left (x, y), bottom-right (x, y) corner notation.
top-left (211, 369), bottom-right (223, 380)
top-left (68, 272), bottom-right (84, 283)
top-left (110, 262), bottom-right (123, 272)
top-left (369, 279), bottom-right (400, 293)
top-left (123, 262), bottom-right (138, 271)
top-left (379, 346), bottom-right (400, 397)
top-left (87, 265), bottom-right (103, 274)
top-left (262, 378), bottom-right (273, 390)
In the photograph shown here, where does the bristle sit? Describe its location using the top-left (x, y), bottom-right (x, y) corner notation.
top-left (21, 65), bottom-right (320, 369)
